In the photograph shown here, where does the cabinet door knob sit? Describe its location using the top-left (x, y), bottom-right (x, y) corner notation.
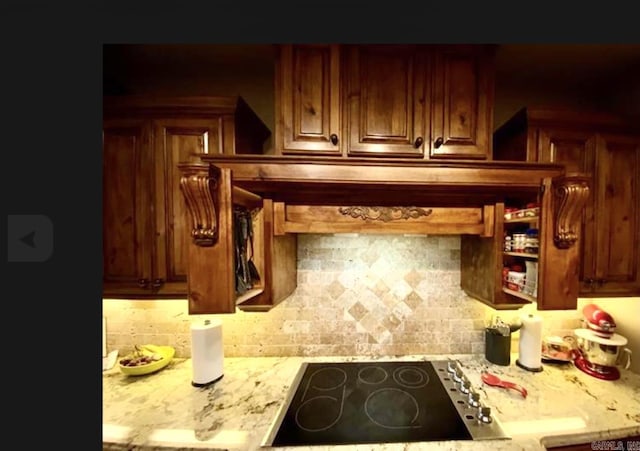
top-left (152, 278), bottom-right (164, 289)
top-left (330, 134), bottom-right (339, 145)
top-left (137, 278), bottom-right (149, 288)
top-left (597, 278), bottom-right (606, 286)
top-left (434, 137), bottom-right (444, 148)
top-left (414, 137), bottom-right (424, 148)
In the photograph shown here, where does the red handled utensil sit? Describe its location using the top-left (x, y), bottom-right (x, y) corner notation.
top-left (481, 371), bottom-right (528, 399)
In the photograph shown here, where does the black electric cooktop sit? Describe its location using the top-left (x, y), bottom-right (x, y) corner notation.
top-left (264, 360), bottom-right (508, 447)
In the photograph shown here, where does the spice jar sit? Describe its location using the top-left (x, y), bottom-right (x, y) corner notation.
top-left (504, 235), bottom-right (512, 251)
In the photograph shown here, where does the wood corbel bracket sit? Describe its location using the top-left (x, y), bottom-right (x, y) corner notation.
top-left (178, 163), bottom-right (221, 247)
top-left (552, 174), bottom-right (590, 249)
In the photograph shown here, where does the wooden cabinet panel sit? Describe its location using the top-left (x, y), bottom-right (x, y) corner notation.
top-left (537, 129), bottom-right (598, 283)
top-left (275, 44), bottom-right (493, 159)
top-left (590, 134), bottom-right (640, 294)
top-left (534, 129), bottom-right (639, 295)
top-left (493, 108), bottom-right (640, 297)
top-left (102, 120), bottom-right (153, 296)
top-left (153, 119), bottom-right (218, 296)
top-left (430, 46), bottom-right (493, 159)
top-left (102, 96), bottom-right (270, 299)
top-left (537, 129), bottom-right (595, 172)
top-left (276, 44), bottom-right (341, 155)
top-left (344, 45), bottom-right (427, 157)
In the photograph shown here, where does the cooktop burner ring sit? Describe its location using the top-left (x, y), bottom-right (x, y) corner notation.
top-left (393, 365), bottom-right (430, 388)
top-left (357, 365), bottom-right (389, 384)
top-left (305, 366), bottom-right (347, 391)
top-left (365, 387), bottom-right (421, 429)
top-left (294, 386), bottom-right (347, 432)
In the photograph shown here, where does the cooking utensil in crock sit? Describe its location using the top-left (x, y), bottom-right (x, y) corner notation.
top-left (481, 371), bottom-right (528, 398)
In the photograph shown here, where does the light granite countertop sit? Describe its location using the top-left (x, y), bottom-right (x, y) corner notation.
top-left (102, 353), bottom-right (640, 451)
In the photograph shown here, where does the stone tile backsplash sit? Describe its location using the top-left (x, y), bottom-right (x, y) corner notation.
top-left (102, 234), bottom-right (582, 359)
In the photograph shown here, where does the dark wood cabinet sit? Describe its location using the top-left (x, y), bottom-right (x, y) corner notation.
top-left (275, 44), bottom-right (495, 160)
top-left (102, 96), bottom-right (271, 299)
top-left (275, 44), bottom-right (341, 155)
top-left (430, 45), bottom-right (494, 159)
top-left (103, 119), bottom-right (154, 297)
top-left (343, 45), bottom-right (428, 157)
top-left (493, 108), bottom-right (640, 297)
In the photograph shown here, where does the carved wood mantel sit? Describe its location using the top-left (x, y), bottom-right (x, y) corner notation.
top-left (175, 155), bottom-right (592, 314)
top-left (177, 157), bottom-right (588, 245)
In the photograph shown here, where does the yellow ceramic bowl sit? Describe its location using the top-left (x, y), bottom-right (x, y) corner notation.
top-left (118, 344), bottom-right (175, 376)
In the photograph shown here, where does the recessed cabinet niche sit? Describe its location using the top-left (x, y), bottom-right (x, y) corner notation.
top-left (493, 107), bottom-right (640, 297)
top-left (461, 174), bottom-right (590, 311)
top-left (177, 165), bottom-right (297, 314)
top-left (102, 96), bottom-right (271, 299)
top-left (275, 44), bottom-right (495, 160)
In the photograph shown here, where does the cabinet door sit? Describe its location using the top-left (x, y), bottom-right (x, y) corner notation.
top-left (102, 119), bottom-right (154, 296)
top-left (276, 44), bottom-right (341, 155)
top-left (537, 129), bottom-right (598, 288)
top-left (344, 45), bottom-right (427, 157)
top-left (590, 134), bottom-right (640, 295)
top-left (430, 46), bottom-right (493, 159)
top-left (152, 119), bottom-right (219, 296)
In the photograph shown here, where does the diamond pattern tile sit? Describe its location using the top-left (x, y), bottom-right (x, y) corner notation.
top-left (347, 301), bottom-right (369, 322)
top-left (326, 280), bottom-right (346, 299)
top-left (104, 234), bottom-right (501, 358)
top-left (404, 268), bottom-right (425, 288)
top-left (403, 291), bottom-right (424, 310)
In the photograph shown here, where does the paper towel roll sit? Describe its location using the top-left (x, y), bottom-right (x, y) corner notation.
top-left (191, 318), bottom-right (224, 386)
top-left (517, 313), bottom-right (543, 372)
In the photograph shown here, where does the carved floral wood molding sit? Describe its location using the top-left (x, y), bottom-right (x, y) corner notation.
top-left (553, 175), bottom-right (590, 249)
top-left (337, 206), bottom-right (433, 222)
top-left (179, 164), bottom-right (220, 247)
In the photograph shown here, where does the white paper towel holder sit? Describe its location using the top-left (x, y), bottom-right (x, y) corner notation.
top-left (191, 318), bottom-right (225, 387)
top-left (516, 313), bottom-right (544, 373)
top-left (516, 359), bottom-right (544, 372)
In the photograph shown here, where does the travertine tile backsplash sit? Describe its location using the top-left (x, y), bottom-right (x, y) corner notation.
top-left (103, 234), bottom-right (583, 359)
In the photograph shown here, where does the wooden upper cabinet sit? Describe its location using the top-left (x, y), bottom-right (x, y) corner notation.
top-left (274, 44), bottom-right (495, 159)
top-left (343, 45), bottom-right (427, 157)
top-left (276, 44), bottom-right (341, 155)
top-left (493, 107), bottom-right (640, 297)
top-left (103, 119), bottom-right (154, 297)
top-left (588, 134), bottom-right (640, 295)
top-left (102, 96), bottom-right (271, 299)
top-left (153, 119), bottom-right (218, 296)
top-left (430, 45), bottom-right (494, 159)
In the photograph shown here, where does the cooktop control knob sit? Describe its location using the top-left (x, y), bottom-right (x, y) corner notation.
top-left (459, 378), bottom-right (471, 394)
top-left (453, 367), bottom-right (463, 383)
top-left (468, 391), bottom-right (480, 408)
top-left (447, 360), bottom-right (458, 374)
top-left (477, 406), bottom-right (492, 424)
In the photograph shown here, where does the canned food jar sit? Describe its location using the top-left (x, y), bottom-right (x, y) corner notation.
top-left (524, 237), bottom-right (539, 254)
top-left (512, 233), bottom-right (527, 252)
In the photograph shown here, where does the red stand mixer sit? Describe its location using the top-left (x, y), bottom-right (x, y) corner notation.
top-left (573, 304), bottom-right (632, 380)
